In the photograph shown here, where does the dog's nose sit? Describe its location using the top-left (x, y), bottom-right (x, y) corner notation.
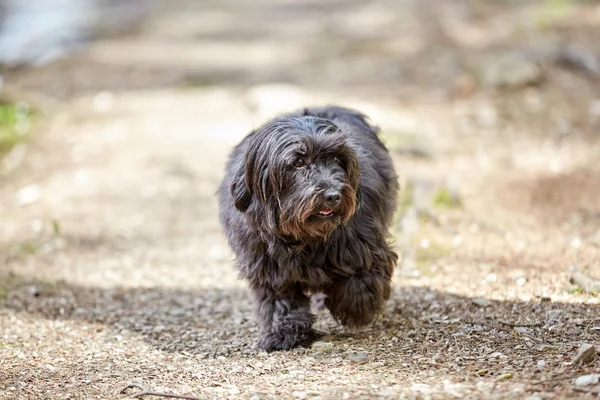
top-left (323, 189), bottom-right (341, 207)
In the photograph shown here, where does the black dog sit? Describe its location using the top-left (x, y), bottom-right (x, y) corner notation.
top-left (218, 106), bottom-right (398, 351)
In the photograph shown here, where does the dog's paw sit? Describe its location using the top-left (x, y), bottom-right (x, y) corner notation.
top-left (257, 329), bottom-right (324, 352)
top-left (325, 273), bottom-right (390, 328)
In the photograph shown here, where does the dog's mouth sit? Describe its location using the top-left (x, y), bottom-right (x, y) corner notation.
top-left (316, 208), bottom-right (335, 218)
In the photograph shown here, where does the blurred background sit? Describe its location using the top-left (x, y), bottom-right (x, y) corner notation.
top-left (1, 1), bottom-right (599, 399)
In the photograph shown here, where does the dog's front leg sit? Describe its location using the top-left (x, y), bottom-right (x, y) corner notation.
top-left (251, 283), bottom-right (322, 351)
top-left (325, 244), bottom-right (396, 328)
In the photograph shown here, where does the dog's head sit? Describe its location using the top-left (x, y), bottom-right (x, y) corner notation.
top-left (231, 116), bottom-right (360, 241)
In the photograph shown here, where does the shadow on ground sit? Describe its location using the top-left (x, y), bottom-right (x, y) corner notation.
top-left (2, 272), bottom-right (598, 390)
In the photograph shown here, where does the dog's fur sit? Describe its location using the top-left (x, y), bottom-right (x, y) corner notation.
top-left (218, 106), bottom-right (398, 351)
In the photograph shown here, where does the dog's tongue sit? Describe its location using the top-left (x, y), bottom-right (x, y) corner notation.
top-left (319, 208), bottom-right (334, 215)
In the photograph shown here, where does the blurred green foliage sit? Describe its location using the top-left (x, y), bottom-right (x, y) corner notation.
top-left (0, 102), bottom-right (31, 158)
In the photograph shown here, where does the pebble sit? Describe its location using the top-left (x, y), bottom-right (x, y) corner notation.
top-left (545, 309), bottom-right (564, 321)
top-left (573, 374), bottom-right (600, 387)
top-left (292, 391), bottom-right (307, 399)
top-left (557, 45), bottom-right (600, 76)
top-left (15, 184), bottom-right (40, 206)
top-left (495, 372), bottom-right (513, 382)
top-left (573, 344), bottom-right (596, 365)
top-left (348, 352), bottom-right (367, 362)
top-left (524, 396), bottom-right (543, 400)
top-left (410, 383), bottom-right (432, 393)
top-left (484, 56), bottom-right (544, 89)
top-left (311, 342), bottom-right (334, 352)
top-left (472, 298), bottom-right (491, 308)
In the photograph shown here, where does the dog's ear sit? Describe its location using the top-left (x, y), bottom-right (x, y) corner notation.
top-left (230, 161), bottom-right (252, 212)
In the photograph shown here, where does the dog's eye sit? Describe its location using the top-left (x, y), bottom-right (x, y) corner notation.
top-left (293, 157), bottom-right (306, 168)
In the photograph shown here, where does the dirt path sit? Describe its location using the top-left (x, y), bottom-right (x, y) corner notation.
top-left (1, 1), bottom-right (600, 399)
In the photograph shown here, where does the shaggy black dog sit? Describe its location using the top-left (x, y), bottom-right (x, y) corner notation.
top-left (218, 106), bottom-right (398, 351)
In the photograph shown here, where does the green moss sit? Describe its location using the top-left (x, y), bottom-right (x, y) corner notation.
top-left (568, 287), bottom-right (583, 294)
top-left (0, 102), bottom-right (33, 158)
top-left (534, 0), bottom-right (576, 30)
top-left (52, 219), bottom-right (61, 236)
top-left (0, 103), bottom-right (19, 126)
top-left (432, 187), bottom-right (462, 209)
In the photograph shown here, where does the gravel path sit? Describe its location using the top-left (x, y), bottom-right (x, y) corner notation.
top-left (1, 1), bottom-right (600, 399)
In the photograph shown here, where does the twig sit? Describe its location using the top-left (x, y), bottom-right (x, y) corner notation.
top-left (119, 383), bottom-right (203, 400)
top-left (499, 321), bottom-right (543, 328)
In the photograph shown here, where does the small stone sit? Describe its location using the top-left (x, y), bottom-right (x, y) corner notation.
top-left (15, 185), bottom-right (40, 206)
top-left (169, 308), bottom-right (187, 317)
top-left (536, 360), bottom-right (546, 368)
top-left (484, 56), bottom-right (544, 89)
top-left (472, 298), bottom-right (491, 308)
top-left (342, 394), bottom-right (350, 400)
top-left (410, 383), bottom-right (432, 393)
top-left (524, 396), bottom-right (543, 400)
top-left (495, 372), bottom-right (513, 381)
top-left (28, 286), bottom-right (41, 297)
top-left (573, 374), bottom-right (600, 387)
top-left (292, 391), bottom-right (307, 399)
top-left (545, 309), bottom-right (564, 321)
top-left (348, 352), bottom-right (367, 362)
top-left (516, 277), bottom-right (527, 286)
top-left (557, 45), bottom-right (600, 76)
top-left (311, 342), bottom-right (334, 352)
top-left (573, 344), bottom-right (596, 365)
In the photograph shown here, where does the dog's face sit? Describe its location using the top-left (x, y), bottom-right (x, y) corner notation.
top-left (231, 116), bottom-right (360, 241)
